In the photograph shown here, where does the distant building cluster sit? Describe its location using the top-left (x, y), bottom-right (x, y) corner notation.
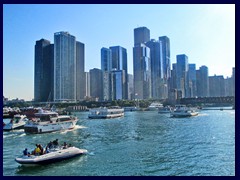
top-left (33, 28), bottom-right (235, 103)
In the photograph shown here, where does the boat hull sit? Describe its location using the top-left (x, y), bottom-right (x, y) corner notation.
top-left (15, 147), bottom-right (87, 166)
top-left (171, 112), bottom-right (199, 118)
top-left (24, 120), bottom-right (77, 134)
top-left (88, 113), bottom-right (124, 119)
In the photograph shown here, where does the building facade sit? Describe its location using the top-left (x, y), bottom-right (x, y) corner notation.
top-left (76, 41), bottom-right (85, 101)
top-left (34, 39), bottom-right (54, 102)
top-left (196, 65), bottom-right (209, 97)
top-left (133, 27), bottom-right (151, 100)
top-left (90, 68), bottom-right (103, 101)
top-left (54, 31), bottom-right (77, 102)
top-left (176, 54), bottom-right (189, 98)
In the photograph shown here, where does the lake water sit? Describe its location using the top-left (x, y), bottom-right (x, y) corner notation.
top-left (3, 109), bottom-right (235, 176)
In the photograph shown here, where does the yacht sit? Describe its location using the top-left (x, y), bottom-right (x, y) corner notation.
top-left (88, 106), bottom-right (124, 119)
top-left (148, 102), bottom-right (163, 111)
top-left (3, 114), bottom-right (28, 130)
top-left (170, 105), bottom-right (199, 118)
top-left (24, 109), bottom-right (78, 134)
top-left (15, 146), bottom-right (87, 166)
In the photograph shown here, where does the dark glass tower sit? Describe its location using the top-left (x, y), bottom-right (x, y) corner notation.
top-left (90, 68), bottom-right (103, 101)
top-left (34, 39), bottom-right (54, 102)
top-left (196, 65), bottom-right (209, 97)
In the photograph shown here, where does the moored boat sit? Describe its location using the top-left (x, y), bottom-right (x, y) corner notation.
top-left (88, 106), bottom-right (124, 119)
top-left (24, 109), bottom-right (78, 134)
top-left (148, 102), bottom-right (163, 111)
top-left (15, 146), bottom-right (87, 166)
top-left (3, 114), bottom-right (28, 131)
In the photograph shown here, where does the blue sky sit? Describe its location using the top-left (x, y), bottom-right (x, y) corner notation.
top-left (3, 4), bottom-right (235, 101)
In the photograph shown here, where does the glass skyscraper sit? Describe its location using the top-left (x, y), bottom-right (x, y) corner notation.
top-left (54, 31), bottom-right (76, 102)
top-left (109, 46), bottom-right (128, 99)
top-left (145, 39), bottom-right (163, 99)
top-left (133, 27), bottom-right (151, 99)
top-left (176, 54), bottom-right (189, 98)
top-left (196, 65), bottom-right (209, 97)
top-left (34, 39), bottom-right (54, 102)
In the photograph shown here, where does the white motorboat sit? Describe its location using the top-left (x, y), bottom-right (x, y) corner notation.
top-left (24, 109), bottom-right (78, 134)
top-left (158, 106), bottom-right (173, 114)
top-left (170, 105), bottom-right (199, 118)
top-left (15, 146), bottom-right (87, 166)
top-left (3, 114), bottom-right (28, 130)
top-left (148, 102), bottom-right (163, 111)
top-left (88, 106), bottom-right (124, 119)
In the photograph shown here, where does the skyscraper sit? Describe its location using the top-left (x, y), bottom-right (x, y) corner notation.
top-left (209, 75), bottom-right (225, 97)
top-left (90, 68), bottom-right (103, 101)
top-left (76, 41), bottom-right (85, 101)
top-left (54, 31), bottom-right (76, 102)
top-left (101, 47), bottom-right (112, 72)
top-left (188, 64), bottom-right (197, 97)
top-left (109, 46), bottom-right (128, 99)
top-left (133, 27), bottom-right (151, 99)
top-left (159, 36), bottom-right (171, 82)
top-left (196, 65), bottom-right (209, 97)
top-left (145, 39), bottom-right (163, 99)
top-left (34, 39), bottom-right (54, 102)
top-left (133, 43), bottom-right (151, 99)
top-left (134, 27), bottom-right (150, 46)
top-left (176, 54), bottom-right (189, 97)
top-left (111, 70), bottom-right (125, 100)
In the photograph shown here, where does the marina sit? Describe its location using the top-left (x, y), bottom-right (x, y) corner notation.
top-left (3, 108), bottom-right (235, 176)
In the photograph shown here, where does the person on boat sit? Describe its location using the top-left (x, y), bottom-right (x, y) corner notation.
top-left (62, 142), bottom-right (68, 149)
top-left (53, 139), bottom-right (59, 148)
top-left (47, 141), bottom-right (53, 149)
top-left (44, 147), bottom-right (50, 154)
top-left (38, 144), bottom-right (44, 155)
top-left (23, 148), bottom-right (28, 156)
top-left (33, 144), bottom-right (41, 155)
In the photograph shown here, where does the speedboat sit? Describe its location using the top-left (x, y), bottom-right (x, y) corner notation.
top-left (170, 105), bottom-right (199, 118)
top-left (15, 146), bottom-right (87, 166)
top-left (24, 108), bottom-right (78, 134)
top-left (3, 114), bottom-right (28, 130)
top-left (88, 106), bottom-right (124, 119)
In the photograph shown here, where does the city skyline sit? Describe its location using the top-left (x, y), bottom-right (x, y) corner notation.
top-left (3, 4), bottom-right (235, 100)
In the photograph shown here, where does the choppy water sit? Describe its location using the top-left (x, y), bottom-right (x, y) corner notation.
top-left (3, 109), bottom-right (235, 176)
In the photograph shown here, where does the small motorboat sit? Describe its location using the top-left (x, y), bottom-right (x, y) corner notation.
top-left (170, 105), bottom-right (199, 118)
top-left (15, 146), bottom-right (88, 166)
top-left (3, 114), bottom-right (28, 130)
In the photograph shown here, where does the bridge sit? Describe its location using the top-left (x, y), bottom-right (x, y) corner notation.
top-left (180, 96), bottom-right (235, 105)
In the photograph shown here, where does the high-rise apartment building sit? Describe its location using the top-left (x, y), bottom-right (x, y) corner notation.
top-left (54, 31), bottom-right (76, 102)
top-left (34, 39), bottom-right (54, 102)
